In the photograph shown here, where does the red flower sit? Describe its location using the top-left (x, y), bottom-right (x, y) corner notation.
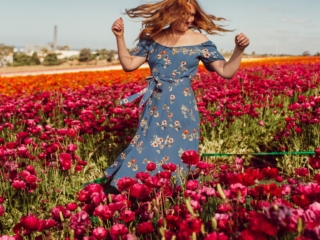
top-left (314, 148), bottom-right (320, 156)
top-left (120, 210), bottom-right (135, 223)
top-left (179, 217), bottom-right (203, 234)
top-left (262, 167), bottom-right (279, 179)
top-left (204, 232), bottom-right (229, 240)
top-left (181, 150), bottom-right (200, 165)
top-left (92, 227), bottom-right (108, 239)
top-left (146, 162), bottom-right (156, 171)
top-left (20, 215), bottom-right (40, 231)
top-left (129, 183), bottom-right (151, 199)
top-left (309, 156), bottom-right (320, 169)
top-left (162, 163), bottom-right (177, 172)
top-left (295, 167), bottom-right (309, 177)
top-left (239, 229), bottom-right (267, 240)
top-left (110, 224), bottom-right (128, 236)
top-left (58, 153), bottom-right (72, 170)
top-left (196, 161), bottom-right (209, 169)
top-left (117, 177), bottom-right (138, 192)
top-left (136, 222), bottom-right (155, 235)
top-left (66, 202), bottom-right (78, 211)
top-left (292, 194), bottom-right (310, 208)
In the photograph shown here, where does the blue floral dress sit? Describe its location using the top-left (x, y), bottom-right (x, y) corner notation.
top-left (105, 38), bottom-right (224, 187)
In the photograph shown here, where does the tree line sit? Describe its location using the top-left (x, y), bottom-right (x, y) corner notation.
top-left (0, 44), bottom-right (117, 67)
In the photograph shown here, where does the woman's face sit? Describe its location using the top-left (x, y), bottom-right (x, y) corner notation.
top-left (171, 3), bottom-right (196, 32)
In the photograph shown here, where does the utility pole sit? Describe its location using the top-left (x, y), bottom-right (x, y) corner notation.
top-left (53, 25), bottom-right (57, 51)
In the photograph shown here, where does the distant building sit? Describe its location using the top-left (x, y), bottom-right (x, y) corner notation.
top-left (25, 44), bottom-right (53, 55)
top-left (55, 50), bottom-right (80, 59)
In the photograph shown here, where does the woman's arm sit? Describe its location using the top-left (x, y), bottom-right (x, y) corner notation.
top-left (112, 17), bottom-right (146, 72)
top-left (207, 33), bottom-right (250, 79)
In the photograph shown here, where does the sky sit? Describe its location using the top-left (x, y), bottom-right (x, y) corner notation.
top-left (0, 0), bottom-right (319, 55)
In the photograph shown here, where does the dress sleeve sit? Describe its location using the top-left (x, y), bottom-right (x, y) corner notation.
top-left (130, 38), bottom-right (151, 57)
top-left (198, 41), bottom-right (225, 63)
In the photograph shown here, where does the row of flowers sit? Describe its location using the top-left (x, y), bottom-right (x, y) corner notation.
top-left (1, 150), bottom-right (320, 239)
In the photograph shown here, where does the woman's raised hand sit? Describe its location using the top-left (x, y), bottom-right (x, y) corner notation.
top-left (235, 33), bottom-right (250, 50)
top-left (112, 17), bottom-right (124, 38)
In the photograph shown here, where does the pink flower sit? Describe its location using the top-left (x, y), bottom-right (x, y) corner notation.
top-left (308, 202), bottom-right (320, 217)
top-left (67, 144), bottom-right (78, 152)
top-left (0, 236), bottom-right (15, 240)
top-left (92, 227), bottom-right (108, 239)
top-left (93, 205), bottom-right (113, 220)
top-left (181, 150), bottom-right (200, 165)
top-left (12, 180), bottom-right (26, 190)
top-left (186, 180), bottom-right (199, 191)
top-left (110, 223), bottom-right (128, 236)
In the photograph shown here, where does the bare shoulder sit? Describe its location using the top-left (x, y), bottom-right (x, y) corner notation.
top-left (187, 31), bottom-right (209, 44)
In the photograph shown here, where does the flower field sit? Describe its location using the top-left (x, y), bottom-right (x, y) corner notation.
top-left (0, 56), bottom-right (320, 239)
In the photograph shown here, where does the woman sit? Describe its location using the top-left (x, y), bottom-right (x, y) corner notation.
top-left (106, 0), bottom-right (249, 189)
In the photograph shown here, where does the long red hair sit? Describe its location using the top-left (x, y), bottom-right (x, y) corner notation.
top-left (125, 0), bottom-right (232, 39)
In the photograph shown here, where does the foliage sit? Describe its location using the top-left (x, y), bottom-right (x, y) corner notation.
top-left (0, 44), bottom-right (14, 58)
top-left (42, 53), bottom-right (61, 66)
top-left (79, 48), bottom-right (94, 62)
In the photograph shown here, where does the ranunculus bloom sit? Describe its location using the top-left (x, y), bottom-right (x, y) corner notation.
top-left (146, 162), bottom-right (156, 171)
top-left (162, 163), bottom-right (177, 172)
top-left (186, 180), bottom-right (199, 191)
top-left (295, 167), bottom-right (309, 177)
top-left (309, 156), bottom-right (320, 169)
top-left (12, 180), bottom-right (26, 190)
top-left (110, 224), bottom-right (128, 236)
top-left (181, 150), bottom-right (200, 165)
top-left (92, 227), bottom-right (108, 239)
top-left (117, 177), bottom-right (138, 192)
top-left (136, 222), bottom-right (155, 235)
top-left (93, 205), bottom-right (113, 220)
top-left (180, 217), bottom-right (203, 234)
top-left (67, 144), bottom-right (78, 152)
top-left (120, 210), bottom-right (135, 223)
top-left (20, 215), bottom-right (40, 231)
top-left (58, 153), bottom-right (72, 170)
top-left (66, 202), bottom-right (78, 211)
top-left (129, 183), bottom-right (150, 199)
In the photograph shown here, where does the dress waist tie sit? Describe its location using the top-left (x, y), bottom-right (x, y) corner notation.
top-left (119, 76), bottom-right (175, 107)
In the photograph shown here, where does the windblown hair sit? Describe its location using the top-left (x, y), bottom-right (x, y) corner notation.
top-left (125, 0), bottom-right (232, 40)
